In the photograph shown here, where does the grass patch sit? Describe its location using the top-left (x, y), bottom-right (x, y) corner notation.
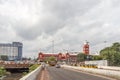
top-left (22, 64), bottom-right (40, 76)
top-left (29, 64), bottom-right (40, 72)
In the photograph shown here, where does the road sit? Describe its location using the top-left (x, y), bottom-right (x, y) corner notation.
top-left (47, 66), bottom-right (112, 80)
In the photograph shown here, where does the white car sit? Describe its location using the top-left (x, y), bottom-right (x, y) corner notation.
top-left (55, 64), bottom-right (61, 68)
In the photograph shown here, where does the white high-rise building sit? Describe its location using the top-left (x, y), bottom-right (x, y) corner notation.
top-left (0, 42), bottom-right (23, 60)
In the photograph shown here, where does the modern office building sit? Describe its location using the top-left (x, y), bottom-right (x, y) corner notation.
top-left (0, 42), bottom-right (23, 60)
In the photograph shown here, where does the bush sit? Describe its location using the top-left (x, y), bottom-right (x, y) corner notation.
top-left (0, 67), bottom-right (6, 76)
top-left (29, 64), bottom-right (40, 72)
top-left (22, 72), bottom-right (28, 76)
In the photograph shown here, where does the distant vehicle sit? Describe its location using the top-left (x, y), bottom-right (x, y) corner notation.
top-left (55, 64), bottom-right (61, 68)
top-left (41, 62), bottom-right (46, 69)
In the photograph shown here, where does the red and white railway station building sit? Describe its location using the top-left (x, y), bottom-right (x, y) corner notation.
top-left (38, 52), bottom-right (77, 62)
top-left (38, 41), bottom-right (90, 62)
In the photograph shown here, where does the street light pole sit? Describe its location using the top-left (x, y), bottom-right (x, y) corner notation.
top-left (52, 40), bottom-right (54, 54)
top-left (108, 47), bottom-right (110, 66)
top-left (104, 41), bottom-right (110, 66)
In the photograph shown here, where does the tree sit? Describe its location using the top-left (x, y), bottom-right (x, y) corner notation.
top-left (47, 56), bottom-right (57, 66)
top-left (48, 56), bottom-right (56, 61)
top-left (100, 42), bottom-right (120, 66)
top-left (0, 67), bottom-right (6, 76)
top-left (77, 53), bottom-right (87, 62)
top-left (0, 55), bottom-right (8, 61)
top-left (91, 55), bottom-right (102, 60)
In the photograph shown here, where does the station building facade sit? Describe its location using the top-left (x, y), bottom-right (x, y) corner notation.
top-left (0, 42), bottom-right (23, 60)
top-left (38, 52), bottom-right (77, 63)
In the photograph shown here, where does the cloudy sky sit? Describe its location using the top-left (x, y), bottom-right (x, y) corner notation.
top-left (0, 0), bottom-right (120, 58)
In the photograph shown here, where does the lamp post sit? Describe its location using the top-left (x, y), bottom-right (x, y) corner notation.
top-left (52, 40), bottom-right (54, 54)
top-left (107, 47), bottom-right (110, 66)
top-left (104, 41), bottom-right (110, 66)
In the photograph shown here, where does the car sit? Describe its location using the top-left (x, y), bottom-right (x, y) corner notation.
top-left (55, 64), bottom-right (61, 68)
top-left (41, 62), bottom-right (46, 69)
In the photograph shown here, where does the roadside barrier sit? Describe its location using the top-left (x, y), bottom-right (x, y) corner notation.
top-left (79, 64), bottom-right (98, 68)
top-left (62, 65), bottom-right (120, 80)
top-left (19, 65), bottom-right (42, 80)
top-left (98, 66), bottom-right (120, 71)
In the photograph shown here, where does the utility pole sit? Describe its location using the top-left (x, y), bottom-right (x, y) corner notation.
top-left (52, 40), bottom-right (54, 54)
top-left (104, 41), bottom-right (109, 66)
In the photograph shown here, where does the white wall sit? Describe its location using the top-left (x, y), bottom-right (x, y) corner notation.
top-left (85, 60), bottom-right (108, 66)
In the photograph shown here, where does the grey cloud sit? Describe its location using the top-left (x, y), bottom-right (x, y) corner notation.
top-left (111, 0), bottom-right (120, 7)
top-left (13, 17), bottom-right (66, 40)
top-left (15, 0), bottom-right (102, 40)
top-left (1, 0), bottom-right (120, 57)
top-left (0, 0), bottom-right (102, 40)
top-left (42, 0), bottom-right (101, 19)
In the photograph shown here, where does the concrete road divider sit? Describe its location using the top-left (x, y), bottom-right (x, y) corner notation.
top-left (20, 65), bottom-right (42, 80)
top-left (98, 66), bottom-right (120, 71)
top-left (79, 64), bottom-right (98, 68)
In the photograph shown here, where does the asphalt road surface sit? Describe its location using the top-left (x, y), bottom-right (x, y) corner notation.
top-left (47, 67), bottom-right (112, 80)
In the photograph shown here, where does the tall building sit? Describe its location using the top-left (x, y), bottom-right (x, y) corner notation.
top-left (0, 42), bottom-right (23, 60)
top-left (83, 41), bottom-right (89, 55)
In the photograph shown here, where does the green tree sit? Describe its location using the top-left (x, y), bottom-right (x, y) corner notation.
top-left (0, 55), bottom-right (8, 61)
top-left (77, 53), bottom-right (86, 62)
top-left (0, 67), bottom-right (6, 76)
top-left (91, 55), bottom-right (102, 60)
top-left (100, 42), bottom-right (120, 66)
top-left (48, 56), bottom-right (56, 62)
top-left (47, 56), bottom-right (57, 66)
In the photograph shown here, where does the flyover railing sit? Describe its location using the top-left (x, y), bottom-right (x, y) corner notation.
top-left (19, 65), bottom-right (42, 80)
top-left (62, 65), bottom-right (120, 80)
